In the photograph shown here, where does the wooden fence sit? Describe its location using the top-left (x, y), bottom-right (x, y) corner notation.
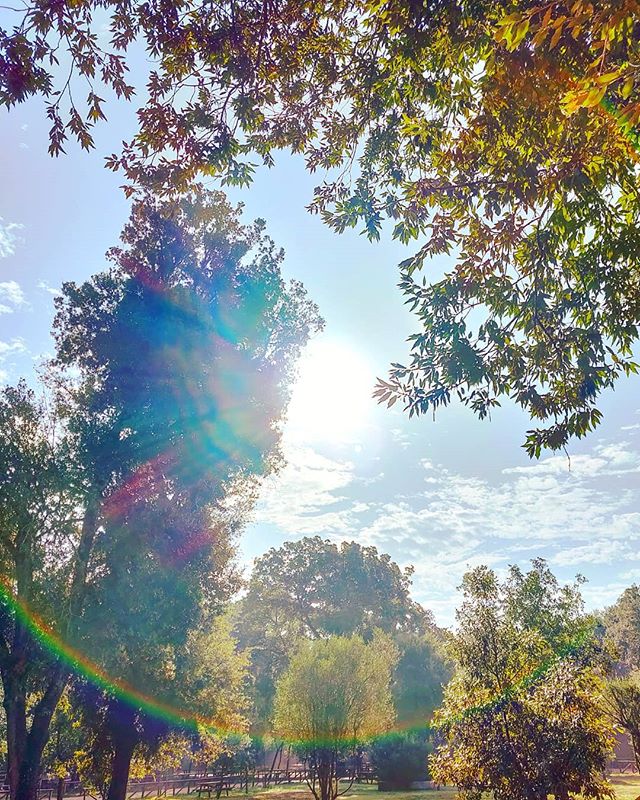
top-left (0, 767), bottom-right (378, 800)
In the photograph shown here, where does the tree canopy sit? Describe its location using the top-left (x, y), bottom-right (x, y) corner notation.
top-left (0, 189), bottom-right (322, 800)
top-left (234, 536), bottom-right (432, 730)
top-left (603, 585), bottom-right (640, 671)
top-left (272, 633), bottom-right (397, 800)
top-left (431, 561), bottom-right (615, 800)
top-left (2, 0), bottom-right (639, 453)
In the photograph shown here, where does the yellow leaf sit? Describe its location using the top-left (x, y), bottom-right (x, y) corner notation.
top-left (583, 85), bottom-right (607, 107)
top-left (594, 70), bottom-right (621, 85)
top-left (562, 90), bottom-right (589, 114)
top-left (621, 77), bottom-right (634, 100)
top-left (499, 12), bottom-right (524, 24)
top-left (510, 18), bottom-right (531, 49)
top-left (532, 27), bottom-right (549, 47)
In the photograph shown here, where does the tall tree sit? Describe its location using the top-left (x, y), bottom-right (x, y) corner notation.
top-left (50, 188), bottom-right (321, 800)
top-left (431, 561), bottom-right (615, 800)
top-left (272, 633), bottom-right (397, 800)
top-left (234, 536), bottom-right (430, 730)
top-left (0, 380), bottom-right (86, 800)
top-left (603, 585), bottom-right (640, 672)
top-left (0, 189), bottom-right (322, 800)
top-left (2, 1), bottom-right (639, 453)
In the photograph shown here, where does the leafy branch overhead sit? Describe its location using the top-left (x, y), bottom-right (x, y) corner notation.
top-left (2, 0), bottom-right (639, 454)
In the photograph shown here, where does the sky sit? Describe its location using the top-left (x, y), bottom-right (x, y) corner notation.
top-left (1, 87), bottom-right (639, 628)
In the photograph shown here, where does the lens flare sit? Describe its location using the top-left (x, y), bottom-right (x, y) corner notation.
top-left (0, 575), bottom-right (597, 748)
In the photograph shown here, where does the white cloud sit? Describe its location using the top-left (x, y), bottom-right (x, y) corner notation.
top-left (390, 428), bottom-right (413, 450)
top-left (255, 443), bottom-right (357, 537)
top-left (249, 432), bottom-right (640, 627)
top-left (37, 280), bottom-right (62, 297)
top-left (0, 339), bottom-right (27, 385)
top-left (0, 219), bottom-right (23, 259)
top-left (551, 539), bottom-right (630, 567)
top-left (0, 280), bottom-right (27, 313)
top-left (0, 338), bottom-right (26, 357)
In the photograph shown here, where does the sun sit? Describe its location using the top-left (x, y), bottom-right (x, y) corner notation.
top-left (286, 337), bottom-right (376, 444)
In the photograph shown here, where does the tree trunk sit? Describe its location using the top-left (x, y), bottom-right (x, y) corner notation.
top-left (106, 705), bottom-right (138, 800)
top-left (15, 673), bottom-right (67, 800)
top-left (3, 675), bottom-right (27, 800)
top-left (316, 751), bottom-right (335, 800)
top-left (631, 732), bottom-right (640, 775)
top-left (1, 495), bottom-right (100, 800)
top-left (106, 737), bottom-right (136, 800)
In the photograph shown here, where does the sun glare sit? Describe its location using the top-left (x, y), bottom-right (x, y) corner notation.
top-left (286, 337), bottom-right (376, 443)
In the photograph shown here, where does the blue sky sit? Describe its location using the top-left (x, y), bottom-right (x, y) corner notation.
top-left (1, 92), bottom-right (639, 627)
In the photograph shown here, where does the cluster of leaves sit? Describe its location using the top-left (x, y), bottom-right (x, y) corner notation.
top-left (233, 536), bottom-right (440, 733)
top-left (0, 189), bottom-right (322, 800)
top-left (368, 731), bottom-right (431, 789)
top-left (601, 586), bottom-right (640, 774)
top-left (430, 561), bottom-right (615, 800)
top-left (391, 630), bottom-right (451, 728)
top-left (2, 0), bottom-right (640, 452)
top-left (272, 633), bottom-right (397, 800)
top-left (604, 672), bottom-right (640, 774)
top-left (602, 584), bottom-right (640, 671)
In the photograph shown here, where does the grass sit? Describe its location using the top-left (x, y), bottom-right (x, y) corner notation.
top-left (608, 774), bottom-right (640, 800)
top-left (222, 775), bottom-right (640, 800)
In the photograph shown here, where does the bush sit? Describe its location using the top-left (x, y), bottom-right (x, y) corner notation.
top-left (369, 732), bottom-right (431, 790)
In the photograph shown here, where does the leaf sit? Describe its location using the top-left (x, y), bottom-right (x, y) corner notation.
top-left (549, 24), bottom-right (564, 48)
top-left (621, 76), bottom-right (635, 100)
top-left (509, 18), bottom-right (531, 50)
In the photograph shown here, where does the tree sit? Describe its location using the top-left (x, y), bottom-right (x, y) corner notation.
top-left (392, 630), bottom-right (451, 728)
top-left (430, 561), bottom-right (615, 800)
top-left (234, 536), bottom-right (430, 730)
top-left (0, 189), bottom-right (322, 800)
top-left (603, 585), bottom-right (640, 671)
top-left (0, 380), bottom-right (87, 800)
top-left (369, 731), bottom-right (432, 790)
top-left (601, 587), bottom-right (640, 774)
top-left (272, 634), bottom-right (397, 800)
top-left (604, 673), bottom-right (640, 774)
top-left (2, 1), bottom-right (639, 453)
top-left (48, 188), bottom-right (321, 800)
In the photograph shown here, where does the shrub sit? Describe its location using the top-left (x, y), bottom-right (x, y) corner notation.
top-left (369, 732), bottom-right (431, 790)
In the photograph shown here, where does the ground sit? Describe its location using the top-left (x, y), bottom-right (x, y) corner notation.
top-left (222, 775), bottom-right (640, 800)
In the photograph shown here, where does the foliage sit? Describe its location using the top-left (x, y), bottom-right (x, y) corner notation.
top-left (63, 601), bottom-right (252, 796)
top-left (392, 630), bottom-right (451, 728)
top-left (368, 731), bottom-right (431, 789)
top-left (48, 188), bottom-right (320, 800)
top-left (430, 560), bottom-right (615, 800)
top-left (272, 634), bottom-right (397, 800)
top-left (2, 1), bottom-right (640, 452)
top-left (243, 537), bottom-right (428, 639)
top-left (0, 379), bottom-right (86, 800)
top-left (604, 672), bottom-right (640, 774)
top-left (42, 690), bottom-right (86, 779)
top-left (235, 536), bottom-right (430, 730)
top-left (0, 187), bottom-right (321, 800)
top-left (603, 585), bottom-right (640, 671)
top-left (601, 586), bottom-right (640, 773)
top-left (191, 732), bottom-right (260, 775)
